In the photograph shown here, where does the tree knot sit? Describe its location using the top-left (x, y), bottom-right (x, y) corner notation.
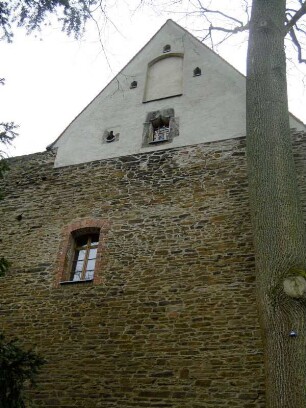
top-left (283, 267), bottom-right (306, 298)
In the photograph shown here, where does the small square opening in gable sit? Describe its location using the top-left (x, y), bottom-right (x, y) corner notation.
top-left (142, 109), bottom-right (179, 147)
top-left (149, 115), bottom-right (170, 143)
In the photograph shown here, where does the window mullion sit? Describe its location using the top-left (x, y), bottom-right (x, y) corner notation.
top-left (81, 237), bottom-right (91, 280)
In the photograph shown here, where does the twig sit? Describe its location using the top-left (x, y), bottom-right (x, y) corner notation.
top-left (285, 1), bottom-right (306, 33)
top-left (288, 26), bottom-right (306, 63)
top-left (195, 0), bottom-right (245, 26)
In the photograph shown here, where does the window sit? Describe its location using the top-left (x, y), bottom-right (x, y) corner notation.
top-left (106, 131), bottom-right (116, 143)
top-left (55, 219), bottom-right (109, 287)
top-left (130, 80), bottom-right (137, 89)
top-left (163, 44), bottom-right (171, 53)
top-left (70, 233), bottom-right (99, 281)
top-left (102, 129), bottom-right (119, 144)
top-left (149, 115), bottom-right (170, 143)
top-left (142, 108), bottom-right (179, 147)
top-left (193, 67), bottom-right (201, 76)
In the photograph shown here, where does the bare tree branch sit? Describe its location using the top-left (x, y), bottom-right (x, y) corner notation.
top-left (202, 21), bottom-right (249, 46)
top-left (207, 22), bottom-right (249, 35)
top-left (190, 0), bottom-right (250, 46)
top-left (295, 21), bottom-right (306, 36)
top-left (286, 8), bottom-right (298, 14)
top-left (285, 1), bottom-right (306, 33)
top-left (195, 0), bottom-right (245, 26)
top-left (288, 26), bottom-right (306, 63)
top-left (243, 0), bottom-right (251, 21)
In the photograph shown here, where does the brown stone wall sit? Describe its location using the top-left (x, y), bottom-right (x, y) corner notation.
top-left (0, 133), bottom-right (290, 407)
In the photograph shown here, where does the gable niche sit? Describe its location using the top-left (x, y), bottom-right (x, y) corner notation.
top-left (143, 54), bottom-right (183, 102)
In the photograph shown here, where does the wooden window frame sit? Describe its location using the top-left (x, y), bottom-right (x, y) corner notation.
top-left (54, 219), bottom-right (110, 287)
top-left (70, 233), bottom-right (99, 282)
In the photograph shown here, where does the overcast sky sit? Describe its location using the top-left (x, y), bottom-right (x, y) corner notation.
top-left (1, 0), bottom-right (305, 157)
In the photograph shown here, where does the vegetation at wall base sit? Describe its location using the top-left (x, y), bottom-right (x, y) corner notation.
top-left (0, 333), bottom-right (45, 408)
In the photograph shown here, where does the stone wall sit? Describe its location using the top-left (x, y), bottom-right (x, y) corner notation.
top-left (2, 132), bottom-right (300, 407)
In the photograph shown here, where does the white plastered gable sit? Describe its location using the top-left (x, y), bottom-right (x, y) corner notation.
top-left (50, 20), bottom-right (306, 168)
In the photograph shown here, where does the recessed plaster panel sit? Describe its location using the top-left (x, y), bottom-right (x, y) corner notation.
top-left (144, 55), bottom-right (183, 102)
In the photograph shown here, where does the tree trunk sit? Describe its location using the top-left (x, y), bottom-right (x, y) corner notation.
top-left (246, 0), bottom-right (306, 406)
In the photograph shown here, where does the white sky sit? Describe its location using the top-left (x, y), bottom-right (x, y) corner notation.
top-left (1, 0), bottom-right (306, 157)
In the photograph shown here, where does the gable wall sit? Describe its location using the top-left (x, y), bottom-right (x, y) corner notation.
top-left (53, 21), bottom-right (304, 168)
top-left (53, 21), bottom-right (248, 167)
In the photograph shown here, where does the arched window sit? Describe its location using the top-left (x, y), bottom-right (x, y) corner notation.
top-left (102, 129), bottom-right (119, 144)
top-left (163, 44), bottom-right (171, 53)
top-left (70, 233), bottom-right (99, 281)
top-left (106, 130), bottom-right (116, 143)
top-left (193, 67), bottom-right (201, 76)
top-left (130, 80), bottom-right (137, 89)
top-left (54, 219), bottom-right (109, 286)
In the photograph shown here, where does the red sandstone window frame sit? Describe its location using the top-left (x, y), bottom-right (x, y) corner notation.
top-left (54, 219), bottom-right (110, 287)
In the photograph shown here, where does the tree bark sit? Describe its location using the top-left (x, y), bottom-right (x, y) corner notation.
top-left (246, 0), bottom-right (306, 407)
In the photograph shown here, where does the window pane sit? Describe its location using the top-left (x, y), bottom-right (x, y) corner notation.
top-left (86, 259), bottom-right (96, 271)
top-left (75, 261), bottom-right (84, 272)
top-left (91, 234), bottom-right (99, 245)
top-left (88, 248), bottom-right (97, 260)
top-left (75, 235), bottom-right (89, 247)
top-left (72, 271), bottom-right (81, 281)
top-left (85, 270), bottom-right (94, 280)
top-left (77, 250), bottom-right (86, 261)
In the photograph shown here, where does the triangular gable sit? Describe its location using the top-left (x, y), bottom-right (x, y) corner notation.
top-left (50, 19), bottom-right (305, 168)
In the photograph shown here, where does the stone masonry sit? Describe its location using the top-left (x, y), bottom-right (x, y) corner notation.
top-left (3, 131), bottom-right (305, 407)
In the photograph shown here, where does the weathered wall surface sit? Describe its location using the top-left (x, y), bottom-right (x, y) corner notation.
top-left (0, 133), bottom-right (288, 407)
